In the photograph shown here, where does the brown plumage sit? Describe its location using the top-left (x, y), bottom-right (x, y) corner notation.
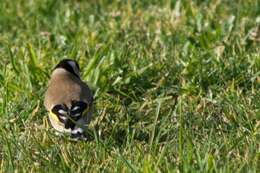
top-left (44, 59), bottom-right (93, 140)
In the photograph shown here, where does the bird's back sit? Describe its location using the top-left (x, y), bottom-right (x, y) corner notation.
top-left (44, 69), bottom-right (92, 110)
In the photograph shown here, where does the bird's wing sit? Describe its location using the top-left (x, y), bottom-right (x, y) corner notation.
top-left (51, 104), bottom-right (69, 123)
top-left (70, 101), bottom-right (88, 117)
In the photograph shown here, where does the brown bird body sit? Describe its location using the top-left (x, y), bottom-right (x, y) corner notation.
top-left (44, 59), bottom-right (93, 139)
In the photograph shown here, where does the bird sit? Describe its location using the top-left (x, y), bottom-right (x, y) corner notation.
top-left (44, 59), bottom-right (93, 140)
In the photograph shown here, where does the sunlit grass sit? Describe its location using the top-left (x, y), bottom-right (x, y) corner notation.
top-left (0, 0), bottom-right (259, 172)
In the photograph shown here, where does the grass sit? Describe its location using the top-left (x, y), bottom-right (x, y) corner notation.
top-left (0, 0), bottom-right (259, 172)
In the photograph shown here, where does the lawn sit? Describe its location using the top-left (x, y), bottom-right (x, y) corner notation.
top-left (0, 0), bottom-right (259, 172)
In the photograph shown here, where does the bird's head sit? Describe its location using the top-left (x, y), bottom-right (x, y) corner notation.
top-left (54, 59), bottom-right (80, 78)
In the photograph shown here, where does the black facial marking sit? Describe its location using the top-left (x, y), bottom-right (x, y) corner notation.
top-left (54, 59), bottom-right (80, 78)
top-left (75, 61), bottom-right (80, 70)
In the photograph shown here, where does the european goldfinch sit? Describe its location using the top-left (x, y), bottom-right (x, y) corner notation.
top-left (44, 59), bottom-right (93, 140)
